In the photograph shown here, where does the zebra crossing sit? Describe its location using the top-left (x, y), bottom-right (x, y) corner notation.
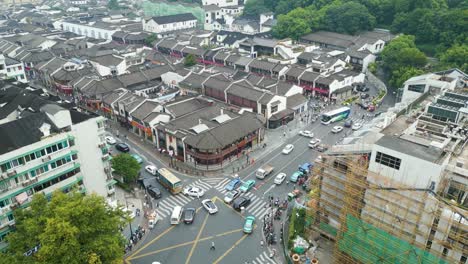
top-left (250, 251), bottom-right (277, 264)
top-left (203, 177), bottom-right (228, 187)
top-left (155, 179), bottom-right (212, 220)
top-left (214, 178), bottom-right (270, 219)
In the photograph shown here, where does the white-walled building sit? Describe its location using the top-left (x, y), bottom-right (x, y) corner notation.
top-left (61, 21), bottom-right (117, 40)
top-left (89, 54), bottom-right (127, 77)
top-left (400, 69), bottom-right (466, 104)
top-left (142, 13), bottom-right (198, 35)
top-left (0, 54), bottom-right (27, 83)
top-left (0, 90), bottom-right (115, 248)
top-left (202, 0), bottom-right (238, 7)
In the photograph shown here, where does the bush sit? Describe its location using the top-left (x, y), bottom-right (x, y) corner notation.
top-left (288, 208), bottom-right (297, 248)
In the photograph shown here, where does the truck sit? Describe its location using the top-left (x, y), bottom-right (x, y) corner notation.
top-left (256, 164), bottom-right (274, 179)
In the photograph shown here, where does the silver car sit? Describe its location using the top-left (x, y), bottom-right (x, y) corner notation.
top-left (224, 190), bottom-right (240, 204)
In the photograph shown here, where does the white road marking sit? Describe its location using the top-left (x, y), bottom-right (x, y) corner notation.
top-left (262, 184), bottom-right (275, 197)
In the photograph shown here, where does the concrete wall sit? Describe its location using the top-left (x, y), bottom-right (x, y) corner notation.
top-left (71, 116), bottom-right (111, 198)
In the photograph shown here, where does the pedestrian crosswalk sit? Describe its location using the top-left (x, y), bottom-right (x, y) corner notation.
top-left (250, 251), bottom-right (277, 264)
top-left (156, 193), bottom-right (193, 220)
top-left (155, 179), bottom-right (212, 220)
top-left (214, 178), bottom-right (232, 193)
top-left (202, 177), bottom-right (226, 186)
top-left (243, 192), bottom-right (270, 220)
top-left (213, 178), bottom-right (270, 219)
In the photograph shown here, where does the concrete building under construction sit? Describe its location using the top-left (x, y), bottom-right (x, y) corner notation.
top-left (308, 70), bottom-right (468, 263)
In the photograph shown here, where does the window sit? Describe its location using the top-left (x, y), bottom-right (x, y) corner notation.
top-left (408, 84), bottom-right (425, 93)
top-left (271, 105), bottom-right (278, 114)
top-left (375, 151), bottom-right (401, 170)
top-left (18, 66), bottom-right (22, 71)
top-left (7, 68), bottom-right (10, 72)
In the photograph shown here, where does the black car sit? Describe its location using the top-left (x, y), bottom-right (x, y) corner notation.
top-left (361, 93), bottom-right (370, 99)
top-left (344, 119), bottom-right (353, 128)
top-left (232, 196), bottom-right (251, 211)
top-left (184, 208), bottom-right (196, 224)
top-left (356, 85), bottom-right (369, 92)
top-left (116, 143), bottom-right (130, 152)
top-left (316, 144), bottom-right (329, 153)
top-left (148, 186), bottom-right (162, 199)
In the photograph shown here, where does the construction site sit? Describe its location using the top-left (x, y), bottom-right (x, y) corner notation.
top-left (306, 76), bottom-right (468, 264)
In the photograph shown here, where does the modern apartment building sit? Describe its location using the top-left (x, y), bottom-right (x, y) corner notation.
top-left (0, 87), bottom-right (115, 249)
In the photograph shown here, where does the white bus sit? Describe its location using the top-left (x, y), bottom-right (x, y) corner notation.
top-left (321, 107), bottom-right (351, 125)
top-left (170, 206), bottom-right (183, 225)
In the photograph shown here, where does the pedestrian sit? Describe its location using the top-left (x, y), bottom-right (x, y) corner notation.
top-left (210, 241), bottom-right (216, 250)
top-left (156, 202), bottom-right (159, 208)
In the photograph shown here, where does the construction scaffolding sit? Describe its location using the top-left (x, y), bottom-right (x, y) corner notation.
top-left (308, 155), bottom-right (468, 264)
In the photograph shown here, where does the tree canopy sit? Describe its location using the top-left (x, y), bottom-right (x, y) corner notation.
top-left (243, 0), bottom-right (270, 18)
top-left (144, 34), bottom-right (158, 47)
top-left (107, 0), bottom-right (120, 10)
top-left (184, 54), bottom-right (197, 67)
top-left (2, 191), bottom-right (127, 264)
top-left (111, 153), bottom-right (141, 183)
top-left (272, 8), bottom-right (312, 40)
top-left (380, 35), bottom-right (428, 88)
top-left (439, 44), bottom-right (468, 73)
top-left (322, 1), bottom-right (376, 34)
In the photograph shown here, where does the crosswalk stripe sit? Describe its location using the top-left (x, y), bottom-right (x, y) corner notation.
top-left (162, 199), bottom-right (180, 208)
top-left (195, 181), bottom-right (212, 189)
top-left (258, 209), bottom-right (269, 220)
top-left (215, 178), bottom-right (230, 188)
top-left (250, 201), bottom-right (267, 216)
top-left (176, 194), bottom-right (192, 203)
top-left (248, 199), bottom-right (264, 214)
top-left (260, 253), bottom-right (265, 261)
top-left (219, 189), bottom-right (227, 194)
top-left (158, 210), bottom-right (168, 218)
top-left (173, 195), bottom-right (190, 204)
top-left (192, 182), bottom-right (211, 191)
top-left (245, 193), bottom-right (254, 198)
top-left (168, 196), bottom-right (186, 206)
top-left (265, 252), bottom-right (277, 264)
top-left (158, 203), bottom-right (172, 213)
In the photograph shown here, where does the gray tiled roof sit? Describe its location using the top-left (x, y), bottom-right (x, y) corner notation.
top-left (131, 100), bottom-right (159, 121)
top-left (184, 113), bottom-right (263, 150)
top-left (151, 13), bottom-right (197, 25)
top-left (90, 54), bottom-right (124, 67)
top-left (249, 60), bottom-right (276, 71)
top-left (227, 84), bottom-right (264, 101)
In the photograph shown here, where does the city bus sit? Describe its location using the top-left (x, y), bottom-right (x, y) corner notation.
top-left (321, 107), bottom-right (351, 125)
top-left (156, 168), bottom-right (183, 194)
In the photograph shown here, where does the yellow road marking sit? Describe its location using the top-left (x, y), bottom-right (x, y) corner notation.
top-left (127, 224), bottom-right (176, 260)
top-left (212, 234), bottom-right (248, 264)
top-left (128, 229), bottom-right (243, 260)
top-left (185, 210), bottom-right (210, 264)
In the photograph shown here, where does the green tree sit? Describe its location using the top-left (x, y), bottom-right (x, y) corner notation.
top-left (439, 44), bottom-right (468, 73)
top-left (144, 34), bottom-right (158, 47)
top-left (3, 191), bottom-right (127, 264)
top-left (243, 0), bottom-right (270, 17)
top-left (322, 1), bottom-right (376, 34)
top-left (107, 0), bottom-right (120, 10)
top-left (381, 35), bottom-right (427, 72)
top-left (111, 153), bottom-right (141, 183)
top-left (390, 66), bottom-right (425, 88)
top-left (184, 54), bottom-right (197, 67)
top-left (272, 8), bottom-right (312, 40)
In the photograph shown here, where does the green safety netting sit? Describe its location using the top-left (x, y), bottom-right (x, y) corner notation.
top-left (338, 215), bottom-right (447, 264)
top-left (142, 1), bottom-right (205, 27)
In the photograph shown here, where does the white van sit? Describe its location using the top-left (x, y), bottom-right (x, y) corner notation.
top-left (170, 206), bottom-right (183, 225)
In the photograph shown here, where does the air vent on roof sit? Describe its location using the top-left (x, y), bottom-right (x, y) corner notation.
top-left (191, 123), bottom-right (209, 134)
top-left (456, 160), bottom-right (464, 168)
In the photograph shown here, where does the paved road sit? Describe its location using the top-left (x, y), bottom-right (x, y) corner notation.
top-left (121, 101), bottom-right (377, 263)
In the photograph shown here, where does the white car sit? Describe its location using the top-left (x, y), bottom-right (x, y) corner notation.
top-left (352, 122), bottom-right (363, 130)
top-left (274, 173), bottom-right (286, 185)
top-left (201, 199), bottom-right (218, 214)
top-left (331, 126), bottom-right (344, 133)
top-left (183, 187), bottom-right (205, 197)
top-left (145, 165), bottom-right (158, 175)
top-left (282, 144), bottom-right (294, 154)
top-left (105, 136), bottom-right (116, 145)
top-left (308, 138), bottom-right (321, 148)
top-left (299, 130), bottom-right (314, 138)
top-left (224, 190), bottom-right (240, 204)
